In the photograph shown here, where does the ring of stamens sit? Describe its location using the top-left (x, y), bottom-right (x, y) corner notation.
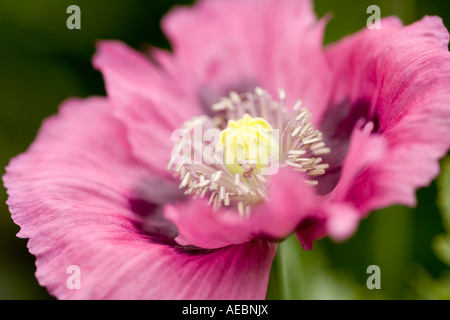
top-left (168, 88), bottom-right (331, 217)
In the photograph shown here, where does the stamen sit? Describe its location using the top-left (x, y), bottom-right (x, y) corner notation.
top-left (237, 201), bottom-right (244, 217)
top-left (224, 192), bottom-right (231, 206)
top-left (179, 173), bottom-right (190, 188)
top-left (293, 100), bottom-right (303, 111)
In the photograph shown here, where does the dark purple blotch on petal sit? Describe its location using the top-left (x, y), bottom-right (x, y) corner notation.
top-left (296, 216), bottom-right (327, 250)
top-left (317, 98), bottom-right (379, 195)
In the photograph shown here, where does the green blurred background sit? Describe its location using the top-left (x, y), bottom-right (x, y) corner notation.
top-left (0, 0), bottom-right (449, 299)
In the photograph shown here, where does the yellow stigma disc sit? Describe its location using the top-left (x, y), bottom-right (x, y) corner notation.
top-left (217, 114), bottom-right (278, 175)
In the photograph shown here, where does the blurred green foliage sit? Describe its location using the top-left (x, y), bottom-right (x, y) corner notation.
top-left (0, 0), bottom-right (449, 299)
top-left (434, 157), bottom-right (450, 266)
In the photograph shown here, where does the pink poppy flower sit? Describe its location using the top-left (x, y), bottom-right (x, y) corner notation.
top-left (4, 0), bottom-right (450, 300)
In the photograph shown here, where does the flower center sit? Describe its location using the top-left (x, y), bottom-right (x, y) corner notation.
top-left (168, 88), bottom-right (330, 217)
top-left (217, 114), bottom-right (279, 176)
